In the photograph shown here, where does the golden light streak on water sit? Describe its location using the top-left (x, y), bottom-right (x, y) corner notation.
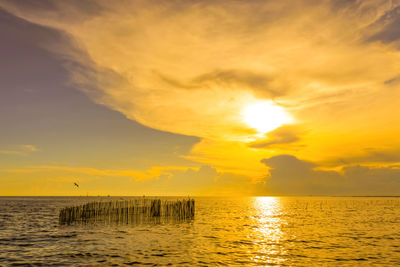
top-left (252, 197), bottom-right (287, 265)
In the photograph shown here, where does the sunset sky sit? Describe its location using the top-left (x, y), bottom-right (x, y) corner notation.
top-left (1, 0), bottom-right (400, 196)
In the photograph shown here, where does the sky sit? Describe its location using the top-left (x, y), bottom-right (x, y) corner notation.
top-left (1, 0), bottom-right (400, 196)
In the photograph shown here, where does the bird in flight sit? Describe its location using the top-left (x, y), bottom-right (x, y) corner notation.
top-left (74, 182), bottom-right (79, 188)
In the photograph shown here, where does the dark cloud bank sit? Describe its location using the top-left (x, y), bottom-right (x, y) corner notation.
top-left (261, 155), bottom-right (400, 196)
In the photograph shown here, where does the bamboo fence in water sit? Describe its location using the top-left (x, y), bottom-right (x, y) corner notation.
top-left (59, 198), bottom-right (195, 225)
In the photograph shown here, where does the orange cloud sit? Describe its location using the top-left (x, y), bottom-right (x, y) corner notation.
top-left (2, 0), bottom-right (400, 181)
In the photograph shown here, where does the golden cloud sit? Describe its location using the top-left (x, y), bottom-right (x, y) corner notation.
top-left (2, 0), bottom-right (400, 176)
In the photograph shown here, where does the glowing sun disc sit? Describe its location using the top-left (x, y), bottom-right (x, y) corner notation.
top-left (242, 101), bottom-right (292, 134)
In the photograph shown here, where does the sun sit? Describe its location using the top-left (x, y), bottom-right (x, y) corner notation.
top-left (242, 101), bottom-right (293, 134)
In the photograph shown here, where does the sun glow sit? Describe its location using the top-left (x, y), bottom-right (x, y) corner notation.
top-left (242, 101), bottom-right (293, 134)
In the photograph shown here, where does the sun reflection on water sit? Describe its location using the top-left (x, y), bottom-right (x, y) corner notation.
top-left (251, 197), bottom-right (287, 265)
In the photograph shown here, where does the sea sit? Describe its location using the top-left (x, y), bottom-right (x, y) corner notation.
top-left (0, 196), bottom-right (400, 266)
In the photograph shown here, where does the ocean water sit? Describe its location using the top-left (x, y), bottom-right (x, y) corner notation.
top-left (1, 196), bottom-right (400, 266)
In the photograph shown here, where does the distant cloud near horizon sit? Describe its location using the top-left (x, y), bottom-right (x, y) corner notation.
top-left (262, 155), bottom-right (400, 196)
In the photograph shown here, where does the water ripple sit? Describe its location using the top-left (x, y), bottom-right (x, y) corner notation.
top-left (1, 196), bottom-right (400, 265)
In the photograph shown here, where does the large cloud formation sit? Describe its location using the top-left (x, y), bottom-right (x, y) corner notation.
top-left (2, 0), bottom-right (400, 194)
top-left (1, 0), bottom-right (400, 139)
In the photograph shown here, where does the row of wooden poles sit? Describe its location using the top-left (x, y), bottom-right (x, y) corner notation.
top-left (59, 198), bottom-right (195, 225)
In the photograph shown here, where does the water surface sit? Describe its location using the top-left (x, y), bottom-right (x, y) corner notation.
top-left (1, 196), bottom-right (400, 266)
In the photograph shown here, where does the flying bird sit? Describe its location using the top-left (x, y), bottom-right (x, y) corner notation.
top-left (74, 182), bottom-right (79, 188)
